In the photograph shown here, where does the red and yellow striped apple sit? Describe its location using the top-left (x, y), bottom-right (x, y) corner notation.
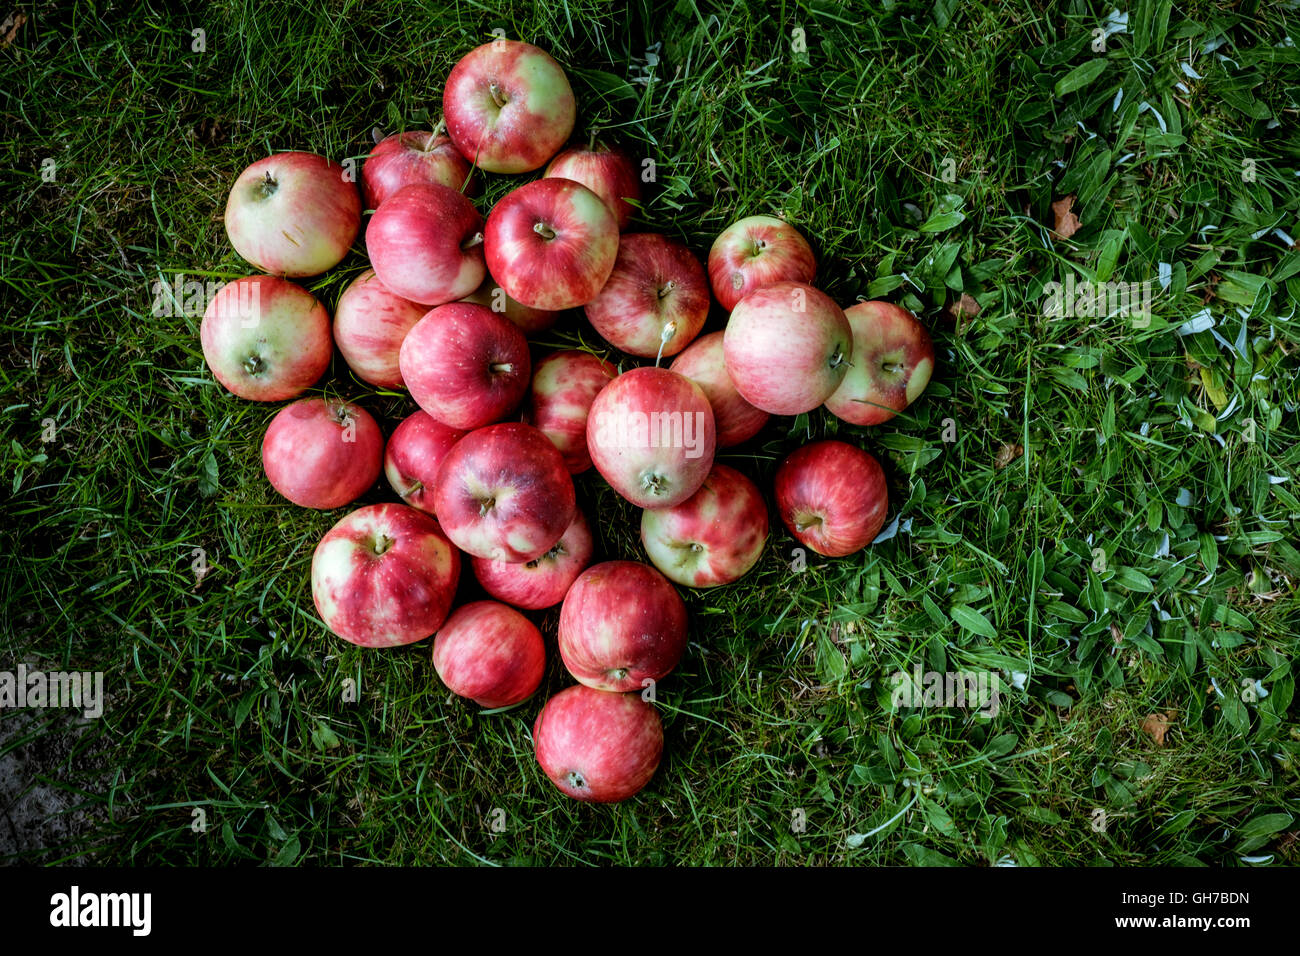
top-left (333, 269), bottom-right (426, 388)
top-left (824, 301), bottom-right (935, 426)
top-left (774, 440), bottom-right (889, 557)
top-left (432, 601), bottom-right (545, 708)
top-left (527, 350), bottom-right (617, 474)
top-left (534, 685), bottom-right (663, 803)
top-left (262, 398), bottom-right (383, 509)
top-left (707, 214), bottom-right (815, 312)
top-left (367, 183), bottom-right (486, 306)
top-left (383, 411), bottom-right (468, 514)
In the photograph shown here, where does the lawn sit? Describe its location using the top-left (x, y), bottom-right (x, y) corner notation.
top-left (1, 0), bottom-right (1298, 867)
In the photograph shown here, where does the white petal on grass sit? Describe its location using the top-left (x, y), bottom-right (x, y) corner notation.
top-left (1177, 309), bottom-right (1215, 335)
top-left (1010, 671), bottom-right (1028, 690)
top-left (1250, 226), bottom-right (1271, 240)
top-left (1115, 152), bottom-right (1135, 164)
top-left (1209, 677), bottom-right (1225, 698)
top-left (1180, 62), bottom-right (1204, 80)
top-left (1175, 82), bottom-right (1190, 94)
top-left (1152, 533), bottom-right (1170, 559)
top-left (1234, 312), bottom-right (1249, 358)
top-left (1158, 262), bottom-right (1172, 289)
top-left (1267, 119), bottom-right (1281, 129)
top-left (1274, 229), bottom-right (1294, 246)
top-left (1241, 855), bottom-right (1274, 865)
top-left (1217, 393), bottom-right (1240, 420)
top-left (1137, 101), bottom-right (1167, 133)
top-left (1268, 474), bottom-right (1289, 484)
top-left (1113, 88), bottom-right (1124, 112)
top-left (1251, 680), bottom-right (1269, 699)
top-left (1103, 9), bottom-right (1128, 36)
top-left (1198, 223), bottom-right (1218, 242)
top-left (1176, 488), bottom-right (1192, 507)
top-left (872, 513), bottom-right (902, 543)
top-left (1202, 36), bottom-right (1227, 54)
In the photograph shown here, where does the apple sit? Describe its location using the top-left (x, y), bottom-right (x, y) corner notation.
top-left (200, 275), bottom-right (332, 402)
top-left (442, 39), bottom-right (575, 174)
top-left (774, 440), bottom-right (889, 557)
top-left (707, 214), bottom-right (816, 312)
top-left (586, 366), bottom-right (716, 508)
top-left (398, 303), bottom-right (530, 430)
top-left (722, 281), bottom-right (852, 415)
top-left (262, 398), bottom-right (383, 509)
top-left (558, 560), bottom-right (687, 692)
top-left (484, 177), bottom-right (619, 311)
top-left (310, 503), bottom-right (461, 647)
top-left (640, 463), bottom-right (767, 588)
top-left (384, 411), bottom-right (468, 514)
top-left (362, 131), bottom-right (474, 209)
top-left (460, 276), bottom-right (560, 335)
top-left (471, 509), bottom-right (593, 610)
top-left (824, 301), bottom-right (936, 426)
top-left (534, 685), bottom-right (663, 803)
top-left (333, 269), bottom-right (426, 388)
top-left (432, 601), bottom-right (546, 708)
top-left (527, 350), bottom-right (617, 474)
top-left (433, 422), bottom-right (576, 563)
top-left (584, 233), bottom-right (709, 358)
top-left (668, 330), bottom-right (769, 446)
top-left (366, 183), bottom-right (486, 306)
top-left (544, 142), bottom-right (641, 230)
top-left (224, 151), bottom-right (361, 277)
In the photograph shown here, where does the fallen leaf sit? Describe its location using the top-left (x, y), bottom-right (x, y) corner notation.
top-left (1050, 195), bottom-right (1081, 239)
top-left (1, 12), bottom-right (26, 47)
top-left (993, 443), bottom-right (1023, 469)
top-left (944, 293), bottom-right (981, 321)
top-left (1141, 711), bottom-right (1174, 747)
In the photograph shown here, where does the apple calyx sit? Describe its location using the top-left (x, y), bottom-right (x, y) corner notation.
top-left (243, 354), bottom-right (265, 376)
top-left (477, 495), bottom-right (496, 517)
top-left (533, 221), bottom-right (557, 241)
top-left (828, 347), bottom-right (850, 371)
top-left (640, 471), bottom-right (671, 498)
top-left (747, 238), bottom-right (767, 257)
top-left (252, 170), bottom-right (279, 202)
top-left (565, 770), bottom-right (587, 790)
top-left (526, 541), bottom-right (566, 569)
top-left (608, 667), bottom-right (629, 682)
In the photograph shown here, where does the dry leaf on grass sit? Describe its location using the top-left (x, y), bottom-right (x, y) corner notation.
top-left (1141, 711), bottom-right (1175, 747)
top-left (944, 293), bottom-right (981, 322)
top-left (1, 12), bottom-right (25, 47)
top-left (993, 443), bottom-right (1023, 469)
top-left (1050, 195), bottom-right (1081, 239)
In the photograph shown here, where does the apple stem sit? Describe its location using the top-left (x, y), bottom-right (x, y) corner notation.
top-left (478, 496), bottom-right (495, 517)
top-left (489, 83), bottom-right (508, 108)
top-left (533, 222), bottom-right (556, 241)
top-left (433, 117), bottom-right (446, 139)
top-left (654, 320), bottom-right (676, 367)
top-left (372, 534), bottom-right (395, 555)
top-left (462, 232), bottom-right (484, 250)
top-left (490, 362), bottom-right (513, 374)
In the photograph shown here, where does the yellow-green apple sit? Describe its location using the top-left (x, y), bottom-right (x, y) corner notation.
top-left (224, 151), bottom-right (361, 277)
top-left (310, 503), bottom-right (461, 647)
top-left (262, 398), bottom-right (383, 509)
top-left (200, 275), bottom-right (332, 402)
top-left (442, 39), bottom-right (575, 174)
top-left (398, 303), bottom-right (530, 430)
top-left (586, 367), bottom-right (716, 508)
top-left (432, 422), bottom-right (576, 563)
top-left (707, 214), bottom-right (816, 312)
top-left (668, 330), bottom-right (769, 446)
top-left (471, 509), bottom-right (593, 609)
top-left (384, 411), bottom-right (468, 514)
top-left (640, 463), bottom-right (767, 588)
top-left (484, 177), bottom-right (618, 311)
top-left (333, 269), bottom-right (426, 388)
top-left (534, 685), bottom-right (663, 803)
top-left (543, 142), bottom-right (641, 230)
top-left (774, 440), bottom-right (889, 557)
top-left (723, 281), bottom-right (851, 415)
top-left (557, 560), bottom-right (687, 692)
top-left (362, 131), bottom-right (474, 209)
top-left (366, 183), bottom-right (486, 306)
top-left (584, 233), bottom-right (709, 358)
top-left (824, 301), bottom-right (935, 426)
top-left (527, 350), bottom-right (617, 474)
top-left (432, 601), bottom-right (545, 708)
top-left (460, 275), bottom-right (560, 335)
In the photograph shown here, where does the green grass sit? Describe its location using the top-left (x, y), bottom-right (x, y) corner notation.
top-left (1, 0), bottom-right (1298, 866)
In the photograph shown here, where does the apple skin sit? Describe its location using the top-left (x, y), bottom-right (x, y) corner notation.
top-left (586, 367), bottom-right (717, 509)
top-left (224, 151), bottom-right (361, 277)
top-left (527, 350), bottom-right (618, 474)
top-left (384, 411), bottom-right (468, 514)
top-left (261, 398), bottom-right (384, 509)
top-left (432, 422), bottom-right (576, 563)
top-left (367, 183), bottom-right (486, 306)
top-left (333, 269), bottom-right (427, 388)
top-left (471, 510), bottom-right (593, 610)
top-left (398, 303), bottom-right (531, 430)
top-left (484, 177), bottom-right (619, 311)
top-left (543, 142), bottom-right (641, 231)
top-left (774, 440), bottom-right (889, 557)
top-left (534, 685), bottom-right (663, 803)
top-left (584, 233), bottom-right (709, 358)
top-left (432, 601), bottom-right (546, 708)
top-left (558, 560), bottom-right (688, 693)
top-left (723, 281), bottom-right (852, 415)
top-left (640, 463), bottom-right (767, 588)
top-left (460, 276), bottom-right (560, 335)
top-left (362, 131), bottom-right (475, 209)
top-left (669, 331), bottom-right (769, 447)
top-left (310, 503), bottom-right (461, 647)
top-left (442, 39), bottom-right (576, 174)
top-left (824, 301), bottom-right (936, 426)
top-left (200, 275), bottom-right (332, 402)
top-left (707, 214), bottom-right (816, 312)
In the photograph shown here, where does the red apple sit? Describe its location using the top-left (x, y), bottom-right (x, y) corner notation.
top-left (723, 281), bottom-right (852, 415)
top-left (367, 183), bottom-right (486, 306)
top-left (824, 301), bottom-right (936, 426)
top-left (310, 503), bottom-right (461, 647)
top-left (333, 269), bottom-right (426, 388)
top-left (224, 151), bottom-right (361, 277)
top-left (460, 276), bottom-right (560, 335)
top-left (558, 560), bottom-right (687, 692)
top-left (442, 39), bottom-right (576, 174)
top-left (362, 131), bottom-right (474, 209)
top-left (708, 214), bottom-right (816, 312)
top-left (433, 422), bottom-right (576, 563)
top-left (584, 233), bottom-right (709, 358)
top-left (200, 275), bottom-right (332, 402)
top-left (527, 350), bottom-right (617, 474)
top-left (398, 303), bottom-right (530, 430)
top-left (774, 440), bottom-right (889, 557)
top-left (544, 142), bottom-right (641, 230)
top-left (640, 463), bottom-right (767, 588)
top-left (586, 366), bottom-right (716, 508)
top-left (471, 509), bottom-right (593, 610)
top-left (534, 685), bottom-right (663, 803)
top-left (262, 398), bottom-right (383, 509)
top-left (669, 331), bottom-right (769, 446)
top-left (484, 177), bottom-right (619, 311)
top-left (432, 601), bottom-right (545, 708)
top-left (384, 411), bottom-right (468, 514)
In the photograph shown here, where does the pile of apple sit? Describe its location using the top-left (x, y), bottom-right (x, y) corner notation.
top-left (200, 38), bottom-right (935, 804)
